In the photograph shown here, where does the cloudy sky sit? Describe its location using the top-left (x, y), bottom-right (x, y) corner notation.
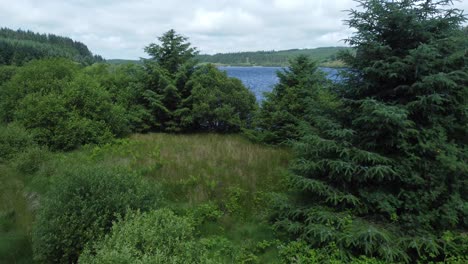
top-left (0, 0), bottom-right (466, 59)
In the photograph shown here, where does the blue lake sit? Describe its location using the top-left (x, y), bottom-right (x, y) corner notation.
top-left (218, 66), bottom-right (341, 101)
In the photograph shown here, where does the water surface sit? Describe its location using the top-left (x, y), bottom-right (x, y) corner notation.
top-left (219, 66), bottom-right (341, 101)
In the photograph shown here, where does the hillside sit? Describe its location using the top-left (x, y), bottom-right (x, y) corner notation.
top-left (0, 28), bottom-right (104, 66)
top-left (196, 46), bottom-right (351, 67)
top-left (108, 46), bottom-right (351, 67)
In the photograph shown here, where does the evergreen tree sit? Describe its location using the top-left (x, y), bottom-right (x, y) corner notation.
top-left (141, 30), bottom-right (256, 132)
top-left (144, 29), bottom-right (198, 75)
top-left (142, 30), bottom-right (198, 131)
top-left (254, 55), bottom-right (331, 144)
top-left (274, 1), bottom-right (467, 262)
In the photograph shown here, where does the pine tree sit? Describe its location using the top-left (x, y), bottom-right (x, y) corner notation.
top-left (144, 29), bottom-right (198, 75)
top-left (142, 30), bottom-right (198, 131)
top-left (254, 55), bottom-right (333, 144)
top-left (274, 1), bottom-right (467, 262)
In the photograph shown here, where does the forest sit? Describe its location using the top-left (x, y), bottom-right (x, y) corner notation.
top-left (0, 0), bottom-right (467, 263)
top-left (108, 47), bottom-right (350, 68)
top-left (195, 47), bottom-right (351, 67)
top-left (0, 28), bottom-right (104, 66)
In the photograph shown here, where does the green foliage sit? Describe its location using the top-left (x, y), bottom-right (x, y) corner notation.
top-left (274, 0), bottom-right (468, 262)
top-left (11, 146), bottom-right (50, 175)
top-left (0, 211), bottom-right (33, 264)
top-left (0, 123), bottom-right (36, 162)
top-left (79, 209), bottom-right (214, 264)
top-left (278, 240), bottom-right (385, 264)
top-left (145, 29), bottom-right (198, 75)
top-left (253, 55), bottom-right (336, 144)
top-left (0, 59), bottom-right (130, 150)
top-left (197, 47), bottom-right (351, 67)
top-left (0, 65), bottom-right (17, 86)
top-left (186, 64), bottom-right (257, 132)
top-left (0, 27), bottom-right (103, 66)
top-left (82, 63), bottom-right (151, 132)
top-left (141, 30), bottom-right (257, 132)
top-left (32, 166), bottom-right (160, 263)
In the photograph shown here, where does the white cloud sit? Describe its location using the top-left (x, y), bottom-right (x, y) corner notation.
top-left (0, 0), bottom-right (466, 59)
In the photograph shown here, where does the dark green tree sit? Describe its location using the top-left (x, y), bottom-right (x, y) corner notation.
top-left (144, 29), bottom-right (198, 75)
top-left (254, 55), bottom-right (333, 144)
top-left (142, 30), bottom-right (198, 131)
top-left (184, 64), bottom-right (257, 132)
top-left (141, 30), bottom-right (256, 133)
top-left (274, 0), bottom-right (467, 262)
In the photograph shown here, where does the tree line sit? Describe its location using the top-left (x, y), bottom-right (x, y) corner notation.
top-left (196, 46), bottom-right (351, 67)
top-left (0, 28), bottom-right (104, 66)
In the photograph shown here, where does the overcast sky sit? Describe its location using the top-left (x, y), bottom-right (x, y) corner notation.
top-left (0, 0), bottom-right (466, 59)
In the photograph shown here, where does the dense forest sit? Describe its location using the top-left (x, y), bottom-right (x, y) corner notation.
top-left (196, 47), bottom-right (351, 67)
top-left (108, 46), bottom-right (351, 67)
top-left (0, 0), bottom-right (467, 263)
top-left (0, 28), bottom-right (104, 66)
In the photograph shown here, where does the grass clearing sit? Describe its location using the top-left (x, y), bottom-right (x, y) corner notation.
top-left (1, 133), bottom-right (292, 263)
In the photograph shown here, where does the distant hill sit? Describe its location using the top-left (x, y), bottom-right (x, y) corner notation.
top-left (196, 47), bottom-right (352, 67)
top-left (0, 28), bottom-right (104, 66)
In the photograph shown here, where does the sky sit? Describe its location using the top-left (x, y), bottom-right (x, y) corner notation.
top-left (0, 0), bottom-right (466, 59)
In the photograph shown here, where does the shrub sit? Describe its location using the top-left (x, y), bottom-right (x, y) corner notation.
top-left (79, 209), bottom-right (213, 264)
top-left (186, 64), bottom-right (257, 132)
top-left (32, 166), bottom-right (160, 263)
top-left (0, 58), bottom-right (131, 150)
top-left (11, 146), bottom-right (50, 175)
top-left (0, 123), bottom-right (36, 162)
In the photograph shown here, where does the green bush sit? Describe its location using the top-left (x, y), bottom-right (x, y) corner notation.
top-left (32, 166), bottom-right (160, 263)
top-left (11, 146), bottom-right (50, 175)
top-left (82, 63), bottom-right (151, 132)
top-left (0, 123), bottom-right (36, 162)
top-left (79, 209), bottom-right (213, 264)
top-left (186, 64), bottom-right (257, 132)
top-left (0, 58), bottom-right (131, 150)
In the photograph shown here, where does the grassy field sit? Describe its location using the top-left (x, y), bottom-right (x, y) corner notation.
top-left (1, 133), bottom-right (292, 263)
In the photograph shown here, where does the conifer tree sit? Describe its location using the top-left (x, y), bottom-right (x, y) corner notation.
top-left (254, 55), bottom-right (332, 144)
top-left (144, 29), bottom-right (198, 75)
top-left (142, 30), bottom-right (198, 131)
top-left (274, 1), bottom-right (467, 262)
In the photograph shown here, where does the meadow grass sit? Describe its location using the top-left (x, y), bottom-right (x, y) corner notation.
top-left (0, 133), bottom-right (292, 263)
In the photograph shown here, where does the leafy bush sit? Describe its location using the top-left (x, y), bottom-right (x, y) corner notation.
top-left (186, 64), bottom-right (257, 132)
top-left (79, 209), bottom-right (213, 264)
top-left (11, 146), bottom-right (50, 175)
top-left (0, 58), bottom-right (131, 150)
top-left (0, 123), bottom-right (36, 162)
top-left (32, 166), bottom-right (160, 263)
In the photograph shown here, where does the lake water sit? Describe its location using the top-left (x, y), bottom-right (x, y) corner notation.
top-left (218, 66), bottom-right (341, 101)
